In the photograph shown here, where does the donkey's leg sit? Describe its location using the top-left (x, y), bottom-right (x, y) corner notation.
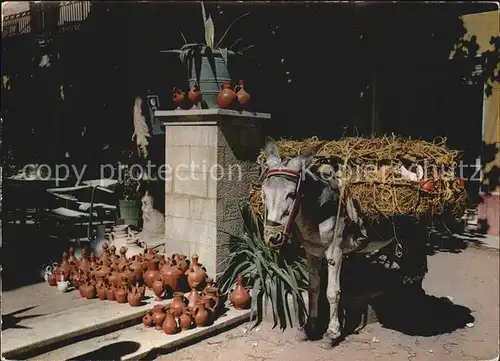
top-left (296, 251), bottom-right (323, 341)
top-left (321, 242), bottom-right (343, 347)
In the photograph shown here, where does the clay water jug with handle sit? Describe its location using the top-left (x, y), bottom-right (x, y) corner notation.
top-left (234, 80), bottom-right (251, 110)
top-left (229, 274), bottom-right (251, 310)
top-left (162, 310), bottom-right (178, 335)
top-left (217, 81), bottom-right (236, 109)
top-left (186, 254), bottom-right (206, 290)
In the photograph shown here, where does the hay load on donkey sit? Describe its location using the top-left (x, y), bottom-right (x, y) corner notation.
top-left (250, 135), bottom-right (469, 222)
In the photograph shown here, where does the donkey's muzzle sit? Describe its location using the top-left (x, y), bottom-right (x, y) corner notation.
top-left (264, 223), bottom-right (288, 249)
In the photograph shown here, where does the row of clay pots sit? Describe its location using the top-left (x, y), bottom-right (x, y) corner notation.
top-left (173, 80), bottom-right (251, 111)
top-left (79, 277), bottom-right (146, 307)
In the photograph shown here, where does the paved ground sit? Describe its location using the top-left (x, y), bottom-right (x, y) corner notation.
top-left (155, 245), bottom-right (499, 361)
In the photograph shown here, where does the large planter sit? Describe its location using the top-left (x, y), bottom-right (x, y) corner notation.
top-left (187, 49), bottom-right (234, 109)
top-left (119, 199), bottom-right (141, 227)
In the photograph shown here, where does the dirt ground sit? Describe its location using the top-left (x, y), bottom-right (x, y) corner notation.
top-left (155, 246), bottom-right (499, 361)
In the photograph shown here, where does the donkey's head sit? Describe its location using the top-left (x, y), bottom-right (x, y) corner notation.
top-left (261, 137), bottom-right (324, 249)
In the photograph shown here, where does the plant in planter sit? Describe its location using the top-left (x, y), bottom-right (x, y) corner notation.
top-left (163, 2), bottom-right (253, 108)
top-left (217, 203), bottom-right (309, 330)
top-left (116, 149), bottom-right (143, 227)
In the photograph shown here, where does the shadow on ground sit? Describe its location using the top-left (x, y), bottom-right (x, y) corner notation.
top-left (373, 291), bottom-right (475, 337)
top-left (1, 306), bottom-right (46, 331)
top-left (66, 341), bottom-right (141, 361)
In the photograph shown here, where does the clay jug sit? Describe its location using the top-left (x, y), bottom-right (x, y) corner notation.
top-left (79, 248), bottom-right (91, 273)
top-left (144, 259), bottom-right (160, 288)
top-left (204, 287), bottom-right (220, 313)
top-left (229, 274), bottom-right (251, 310)
top-left (60, 252), bottom-right (71, 274)
top-left (188, 81), bottom-right (202, 109)
top-left (174, 254), bottom-right (189, 273)
top-left (68, 247), bottom-right (80, 266)
top-left (234, 80), bottom-right (251, 109)
top-left (129, 256), bottom-right (144, 283)
top-left (203, 278), bottom-right (214, 295)
top-left (105, 285), bottom-right (115, 301)
top-left (193, 300), bottom-right (210, 327)
top-left (127, 285), bottom-right (143, 307)
top-left (93, 261), bottom-right (110, 281)
top-left (48, 272), bottom-right (57, 286)
top-left (109, 245), bottom-right (119, 264)
top-left (152, 274), bottom-right (164, 301)
top-left (101, 242), bottom-right (111, 265)
top-left (89, 252), bottom-right (98, 270)
top-left (161, 260), bottom-right (184, 296)
top-left (152, 305), bottom-right (167, 330)
top-left (108, 268), bottom-right (121, 287)
top-left (171, 292), bottom-right (186, 317)
top-left (96, 279), bottom-right (107, 300)
top-left (70, 268), bottom-right (84, 289)
top-left (186, 254), bottom-right (206, 290)
top-left (187, 288), bottom-right (200, 312)
top-left (114, 282), bottom-right (128, 304)
top-left (143, 311), bottom-right (154, 327)
top-left (162, 310), bottom-right (178, 335)
top-left (120, 264), bottom-right (135, 286)
top-left (217, 81), bottom-right (236, 109)
top-left (179, 310), bottom-right (193, 331)
top-left (82, 281), bottom-right (96, 300)
top-left (117, 246), bottom-right (129, 268)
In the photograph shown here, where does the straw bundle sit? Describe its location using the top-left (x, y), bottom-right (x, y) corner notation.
top-left (250, 135), bottom-right (469, 220)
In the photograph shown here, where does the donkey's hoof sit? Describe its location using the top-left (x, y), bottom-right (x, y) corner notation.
top-left (319, 330), bottom-right (341, 349)
top-left (295, 327), bottom-right (309, 342)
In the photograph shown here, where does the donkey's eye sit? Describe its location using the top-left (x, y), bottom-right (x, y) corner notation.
top-left (287, 192), bottom-right (296, 199)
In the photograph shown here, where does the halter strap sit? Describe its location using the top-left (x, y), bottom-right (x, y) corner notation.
top-left (263, 168), bottom-right (303, 236)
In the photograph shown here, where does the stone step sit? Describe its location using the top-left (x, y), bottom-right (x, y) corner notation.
top-left (1, 289), bottom-right (174, 360)
top-left (27, 308), bottom-right (251, 361)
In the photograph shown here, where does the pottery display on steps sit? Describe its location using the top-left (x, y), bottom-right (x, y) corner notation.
top-left (186, 254), bottom-right (207, 290)
top-left (229, 274), bottom-right (251, 310)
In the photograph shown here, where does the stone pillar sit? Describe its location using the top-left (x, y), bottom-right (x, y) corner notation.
top-left (156, 109), bottom-right (271, 278)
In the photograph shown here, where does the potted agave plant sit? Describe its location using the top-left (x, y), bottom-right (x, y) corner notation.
top-left (163, 2), bottom-right (253, 108)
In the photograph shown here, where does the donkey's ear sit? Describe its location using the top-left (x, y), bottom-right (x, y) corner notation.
top-left (264, 136), bottom-right (281, 161)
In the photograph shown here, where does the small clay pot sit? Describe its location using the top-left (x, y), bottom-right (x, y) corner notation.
top-left (162, 310), bottom-right (178, 335)
top-left (193, 300), bottom-right (210, 327)
top-left (143, 260), bottom-right (160, 288)
top-left (105, 286), bottom-right (115, 301)
top-left (188, 82), bottom-right (202, 109)
top-left (170, 292), bottom-right (186, 317)
top-left (68, 247), bottom-right (80, 266)
top-left (79, 248), bottom-right (91, 273)
top-left (152, 305), bottom-right (167, 330)
top-left (229, 274), bottom-right (251, 310)
top-left (143, 311), bottom-right (154, 327)
top-left (127, 285), bottom-right (143, 307)
top-left (179, 311), bottom-right (193, 331)
top-left (114, 283), bottom-right (128, 304)
top-left (152, 274), bottom-right (164, 301)
top-left (234, 80), bottom-right (251, 110)
top-left (217, 81), bottom-right (236, 109)
top-left (186, 254), bottom-right (206, 290)
top-left (48, 273), bottom-right (57, 286)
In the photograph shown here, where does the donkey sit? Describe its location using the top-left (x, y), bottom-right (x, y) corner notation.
top-left (261, 137), bottom-right (376, 347)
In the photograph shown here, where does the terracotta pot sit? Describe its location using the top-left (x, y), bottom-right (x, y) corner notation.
top-left (114, 282), bottom-right (128, 304)
top-left (93, 262), bottom-right (110, 280)
top-left (179, 311), bottom-right (193, 331)
top-left (188, 82), bottom-right (202, 109)
top-left (70, 269), bottom-right (84, 289)
top-left (108, 269), bottom-right (121, 287)
top-left (129, 256), bottom-right (144, 283)
top-left (186, 254), bottom-right (206, 290)
top-left (193, 300), bottom-right (210, 327)
top-left (152, 305), bottom-right (167, 330)
top-left (68, 247), bottom-right (80, 266)
top-left (48, 272), bottom-right (57, 286)
top-left (162, 310), bottom-right (178, 335)
top-left (217, 81), bottom-right (236, 109)
top-left (229, 274), bottom-right (251, 310)
top-left (120, 264), bottom-right (135, 286)
top-left (174, 254), bottom-right (189, 273)
top-left (117, 246), bottom-right (129, 268)
top-left (234, 80), bottom-right (251, 109)
top-left (97, 280), bottom-right (107, 301)
top-left (81, 282), bottom-right (97, 300)
top-left (187, 288), bottom-right (200, 312)
top-left (203, 278), bottom-right (214, 295)
top-left (89, 252), bottom-right (98, 270)
top-left (105, 286), bottom-right (115, 301)
top-left (60, 252), bottom-right (72, 275)
top-left (143, 311), bottom-right (154, 327)
top-left (128, 285), bottom-right (143, 307)
top-left (171, 292), bottom-right (186, 317)
top-left (161, 261), bottom-right (184, 296)
top-left (144, 259), bottom-right (160, 288)
top-left (204, 287), bottom-right (220, 314)
top-left (79, 249), bottom-right (91, 273)
top-left (172, 87), bottom-right (188, 110)
top-left (109, 245), bottom-right (119, 264)
top-left (152, 274), bottom-right (165, 301)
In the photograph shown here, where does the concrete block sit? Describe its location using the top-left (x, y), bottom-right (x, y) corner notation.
top-left (188, 220), bottom-right (217, 247)
top-left (190, 145), bottom-right (218, 170)
top-left (190, 197), bottom-right (217, 222)
top-left (166, 145), bottom-right (190, 168)
top-left (173, 171), bottom-right (208, 198)
top-left (165, 193), bottom-right (190, 218)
